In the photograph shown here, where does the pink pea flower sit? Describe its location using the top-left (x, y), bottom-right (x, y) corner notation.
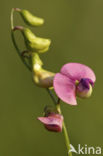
top-left (38, 113), bottom-right (63, 132)
top-left (53, 63), bottom-right (96, 105)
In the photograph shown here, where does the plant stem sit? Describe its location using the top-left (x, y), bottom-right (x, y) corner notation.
top-left (46, 88), bottom-right (57, 105)
top-left (62, 121), bottom-right (72, 156)
top-left (11, 31), bottom-right (31, 71)
top-left (10, 9), bottom-right (31, 71)
top-left (47, 89), bottom-right (72, 156)
top-left (11, 8), bottom-right (14, 29)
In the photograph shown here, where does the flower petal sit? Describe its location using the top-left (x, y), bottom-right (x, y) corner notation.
top-left (53, 73), bottom-right (77, 105)
top-left (38, 114), bottom-right (63, 125)
top-left (38, 114), bottom-right (63, 132)
top-left (61, 63), bottom-right (96, 82)
top-left (38, 117), bottom-right (56, 125)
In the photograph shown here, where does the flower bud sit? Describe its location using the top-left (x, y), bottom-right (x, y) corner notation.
top-left (32, 53), bottom-right (55, 88)
top-left (26, 37), bottom-right (51, 53)
top-left (76, 78), bottom-right (93, 98)
top-left (32, 53), bottom-right (43, 67)
top-left (22, 28), bottom-right (36, 43)
top-left (32, 68), bottom-right (55, 88)
top-left (14, 8), bottom-right (44, 26)
top-left (13, 27), bottom-right (36, 43)
top-left (14, 27), bottom-right (51, 53)
top-left (38, 113), bottom-right (63, 132)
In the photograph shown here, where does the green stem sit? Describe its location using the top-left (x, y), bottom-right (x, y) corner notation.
top-left (11, 8), bottom-right (14, 29)
top-left (47, 89), bottom-right (72, 156)
top-left (10, 9), bottom-right (31, 71)
top-left (62, 119), bottom-right (72, 156)
top-left (46, 88), bottom-right (57, 105)
top-left (11, 31), bottom-right (31, 71)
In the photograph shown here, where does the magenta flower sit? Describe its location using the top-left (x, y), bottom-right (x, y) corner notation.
top-left (53, 63), bottom-right (96, 105)
top-left (38, 113), bottom-right (63, 132)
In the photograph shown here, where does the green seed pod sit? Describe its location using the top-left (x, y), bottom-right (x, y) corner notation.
top-left (15, 8), bottom-right (44, 26)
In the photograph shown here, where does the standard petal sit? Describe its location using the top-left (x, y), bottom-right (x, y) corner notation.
top-left (61, 63), bottom-right (96, 82)
top-left (53, 73), bottom-right (77, 105)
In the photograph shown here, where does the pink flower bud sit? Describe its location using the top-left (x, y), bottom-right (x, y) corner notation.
top-left (38, 113), bottom-right (63, 132)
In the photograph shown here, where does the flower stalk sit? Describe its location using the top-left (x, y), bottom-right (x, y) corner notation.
top-left (10, 9), bottom-right (32, 71)
top-left (47, 89), bottom-right (72, 156)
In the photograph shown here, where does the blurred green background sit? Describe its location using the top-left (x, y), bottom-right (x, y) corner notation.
top-left (0, 0), bottom-right (103, 155)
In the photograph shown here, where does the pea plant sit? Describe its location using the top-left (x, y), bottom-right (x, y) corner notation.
top-left (10, 8), bottom-right (96, 156)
